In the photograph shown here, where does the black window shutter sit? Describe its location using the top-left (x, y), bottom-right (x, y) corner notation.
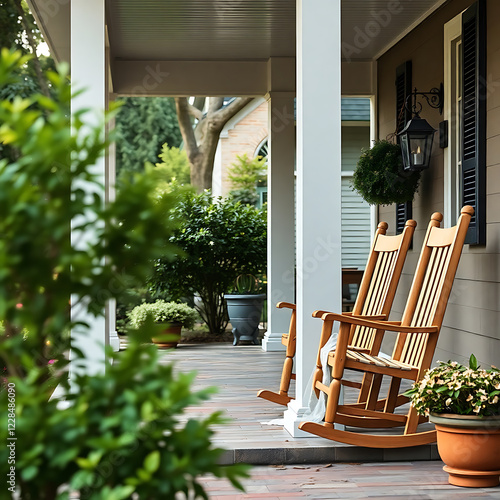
top-left (395, 61), bottom-right (412, 235)
top-left (461, 0), bottom-right (486, 245)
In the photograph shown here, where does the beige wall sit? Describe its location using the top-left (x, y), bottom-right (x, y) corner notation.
top-left (219, 101), bottom-right (268, 196)
top-left (377, 0), bottom-right (500, 366)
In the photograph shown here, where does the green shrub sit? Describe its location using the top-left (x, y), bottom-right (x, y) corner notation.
top-left (0, 336), bottom-right (248, 500)
top-left (155, 144), bottom-right (191, 185)
top-left (0, 49), bottom-right (249, 499)
top-left (352, 140), bottom-right (421, 205)
top-left (150, 192), bottom-right (267, 334)
top-left (128, 300), bottom-right (198, 330)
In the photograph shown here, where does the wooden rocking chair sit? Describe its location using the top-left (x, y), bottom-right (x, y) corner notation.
top-left (257, 218), bottom-right (416, 406)
top-left (299, 207), bottom-right (473, 448)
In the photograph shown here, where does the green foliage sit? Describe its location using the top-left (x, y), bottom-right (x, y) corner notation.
top-left (0, 50), bottom-right (177, 375)
top-left (0, 337), bottom-right (249, 500)
top-left (155, 144), bottom-right (190, 185)
top-left (128, 300), bottom-right (198, 330)
top-left (150, 192), bottom-right (267, 334)
top-left (0, 1), bottom-right (56, 162)
top-left (352, 140), bottom-right (421, 205)
top-left (228, 153), bottom-right (267, 206)
top-left (0, 49), bottom-right (249, 499)
top-left (115, 97), bottom-right (182, 174)
top-left (404, 356), bottom-right (500, 417)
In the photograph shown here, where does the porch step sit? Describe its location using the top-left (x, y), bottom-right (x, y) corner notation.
top-left (217, 443), bottom-right (439, 465)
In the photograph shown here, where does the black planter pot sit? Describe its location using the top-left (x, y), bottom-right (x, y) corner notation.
top-left (225, 293), bottom-right (266, 346)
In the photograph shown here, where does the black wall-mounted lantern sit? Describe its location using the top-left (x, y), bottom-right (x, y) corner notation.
top-left (398, 84), bottom-right (444, 171)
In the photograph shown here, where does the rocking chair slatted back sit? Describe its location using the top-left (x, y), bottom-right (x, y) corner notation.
top-left (394, 207), bottom-right (473, 368)
top-left (349, 220), bottom-right (416, 351)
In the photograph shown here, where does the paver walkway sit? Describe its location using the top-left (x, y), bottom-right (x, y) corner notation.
top-left (200, 461), bottom-right (499, 499)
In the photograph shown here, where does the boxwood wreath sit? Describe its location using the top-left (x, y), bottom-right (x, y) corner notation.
top-left (352, 140), bottom-right (421, 205)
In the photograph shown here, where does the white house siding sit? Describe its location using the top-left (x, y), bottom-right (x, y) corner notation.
top-left (341, 126), bottom-right (371, 269)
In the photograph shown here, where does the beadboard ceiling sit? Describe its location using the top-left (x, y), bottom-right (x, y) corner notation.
top-left (106, 0), bottom-right (446, 61)
top-left (28, 0), bottom-right (447, 64)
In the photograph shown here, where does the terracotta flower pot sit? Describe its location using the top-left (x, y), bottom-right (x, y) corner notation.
top-left (152, 323), bottom-right (182, 349)
top-left (430, 413), bottom-right (500, 487)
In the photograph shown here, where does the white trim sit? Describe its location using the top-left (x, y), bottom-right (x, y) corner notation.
top-left (443, 13), bottom-right (463, 228)
top-left (373, 0), bottom-right (449, 61)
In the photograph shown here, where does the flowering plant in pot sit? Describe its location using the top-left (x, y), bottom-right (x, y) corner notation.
top-left (225, 274), bottom-right (266, 346)
top-left (405, 355), bottom-right (500, 487)
top-left (128, 300), bottom-right (198, 348)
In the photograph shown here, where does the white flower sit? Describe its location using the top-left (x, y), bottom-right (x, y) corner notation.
top-left (445, 398), bottom-right (452, 406)
top-left (466, 395), bottom-right (473, 402)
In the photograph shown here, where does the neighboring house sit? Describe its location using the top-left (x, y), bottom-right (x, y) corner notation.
top-left (213, 97), bottom-right (372, 270)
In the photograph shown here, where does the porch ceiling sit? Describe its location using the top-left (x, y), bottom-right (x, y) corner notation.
top-left (106, 0), bottom-right (446, 62)
top-left (30, 0), bottom-right (447, 65)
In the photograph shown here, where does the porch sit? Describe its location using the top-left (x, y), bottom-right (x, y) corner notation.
top-left (160, 343), bottom-right (438, 465)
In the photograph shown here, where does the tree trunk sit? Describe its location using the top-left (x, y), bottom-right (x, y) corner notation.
top-left (175, 96), bottom-right (253, 192)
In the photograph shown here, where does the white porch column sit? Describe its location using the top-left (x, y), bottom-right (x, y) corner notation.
top-left (284, 0), bottom-right (342, 436)
top-left (262, 91), bottom-right (296, 351)
top-left (70, 0), bottom-right (107, 375)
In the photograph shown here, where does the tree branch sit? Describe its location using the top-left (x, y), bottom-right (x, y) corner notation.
top-left (175, 97), bottom-right (199, 159)
top-left (212, 97), bottom-right (253, 128)
top-left (186, 102), bottom-right (203, 121)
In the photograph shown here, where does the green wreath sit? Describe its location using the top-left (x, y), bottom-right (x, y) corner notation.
top-left (352, 140), bottom-right (421, 205)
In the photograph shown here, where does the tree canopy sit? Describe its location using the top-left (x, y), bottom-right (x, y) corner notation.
top-left (115, 96), bottom-right (182, 174)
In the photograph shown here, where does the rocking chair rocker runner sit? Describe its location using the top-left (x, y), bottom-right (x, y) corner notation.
top-left (299, 207), bottom-right (474, 449)
top-left (257, 218), bottom-right (416, 406)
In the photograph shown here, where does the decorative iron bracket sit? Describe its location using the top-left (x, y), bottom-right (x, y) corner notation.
top-left (405, 83), bottom-right (444, 116)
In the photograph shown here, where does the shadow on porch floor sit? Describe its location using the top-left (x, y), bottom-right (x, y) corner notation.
top-left (159, 343), bottom-right (438, 466)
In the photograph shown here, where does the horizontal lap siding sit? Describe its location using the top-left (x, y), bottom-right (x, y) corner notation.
top-left (341, 126), bottom-right (371, 269)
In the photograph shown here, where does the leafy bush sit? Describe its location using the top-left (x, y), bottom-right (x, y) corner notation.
top-left (128, 300), bottom-right (198, 330)
top-left (352, 140), bottom-right (421, 205)
top-left (0, 49), bottom-right (249, 498)
top-left (155, 144), bottom-right (191, 185)
top-left (0, 336), bottom-right (248, 500)
top-left (150, 192), bottom-right (267, 334)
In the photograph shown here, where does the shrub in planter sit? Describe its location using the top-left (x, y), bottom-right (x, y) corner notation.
top-left (352, 140), bottom-right (421, 205)
top-left (150, 192), bottom-right (267, 335)
top-left (128, 300), bottom-right (198, 330)
top-left (128, 300), bottom-right (198, 347)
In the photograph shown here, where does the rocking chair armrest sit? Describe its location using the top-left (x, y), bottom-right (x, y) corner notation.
top-left (319, 312), bottom-right (439, 334)
top-left (277, 302), bottom-right (296, 310)
top-left (312, 310), bottom-right (387, 321)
